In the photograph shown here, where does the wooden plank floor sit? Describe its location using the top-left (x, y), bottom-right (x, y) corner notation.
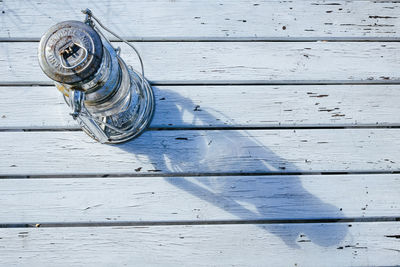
top-left (2, 42), bottom-right (400, 83)
top-left (1, 0), bottom-right (400, 39)
top-left (0, 1), bottom-right (399, 266)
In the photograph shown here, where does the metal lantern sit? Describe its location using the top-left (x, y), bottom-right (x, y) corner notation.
top-left (38, 9), bottom-right (154, 144)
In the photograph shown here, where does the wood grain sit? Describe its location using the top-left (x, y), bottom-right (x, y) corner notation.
top-left (1, 85), bottom-right (400, 129)
top-left (0, 222), bottom-right (399, 266)
top-left (0, 174), bottom-right (398, 223)
top-left (1, 1), bottom-right (399, 265)
top-left (1, 42), bottom-right (399, 83)
top-left (1, 0), bottom-right (400, 39)
top-left (1, 129), bottom-right (399, 175)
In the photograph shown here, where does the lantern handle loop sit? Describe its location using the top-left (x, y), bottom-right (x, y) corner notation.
top-left (82, 8), bottom-right (145, 89)
top-left (59, 43), bottom-right (88, 70)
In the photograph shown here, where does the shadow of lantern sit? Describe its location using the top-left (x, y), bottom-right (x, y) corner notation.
top-left (117, 87), bottom-right (348, 248)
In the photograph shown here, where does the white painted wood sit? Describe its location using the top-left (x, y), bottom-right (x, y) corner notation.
top-left (1, 0), bottom-right (400, 39)
top-left (0, 222), bottom-right (399, 266)
top-left (1, 42), bottom-right (399, 83)
top-left (0, 175), bottom-right (398, 223)
top-left (1, 1), bottom-right (398, 264)
top-left (0, 86), bottom-right (75, 129)
top-left (1, 85), bottom-right (400, 129)
top-left (1, 129), bottom-right (399, 175)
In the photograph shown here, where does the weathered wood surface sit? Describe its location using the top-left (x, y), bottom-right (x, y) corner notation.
top-left (1, 0), bottom-right (399, 265)
top-left (0, 223), bottom-right (399, 267)
top-left (1, 84), bottom-right (400, 129)
top-left (1, 129), bottom-right (399, 175)
top-left (1, 42), bottom-right (399, 83)
top-left (1, 0), bottom-right (400, 39)
top-left (0, 175), bottom-right (398, 223)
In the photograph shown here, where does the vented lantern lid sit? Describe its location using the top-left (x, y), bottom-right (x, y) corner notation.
top-left (38, 20), bottom-right (103, 84)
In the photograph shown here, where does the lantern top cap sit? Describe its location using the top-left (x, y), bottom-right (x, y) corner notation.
top-left (38, 20), bottom-right (103, 84)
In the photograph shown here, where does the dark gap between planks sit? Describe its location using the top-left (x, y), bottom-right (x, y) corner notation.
top-left (1, 216), bottom-right (399, 228)
top-left (1, 37), bottom-right (400, 42)
top-left (1, 125), bottom-right (400, 132)
top-left (2, 80), bottom-right (400, 87)
top-left (1, 170), bottom-right (400, 179)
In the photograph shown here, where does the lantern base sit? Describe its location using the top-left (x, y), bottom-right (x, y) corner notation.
top-left (77, 67), bottom-right (155, 144)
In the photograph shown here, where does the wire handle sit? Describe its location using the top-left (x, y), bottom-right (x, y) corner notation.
top-left (81, 8), bottom-right (145, 89)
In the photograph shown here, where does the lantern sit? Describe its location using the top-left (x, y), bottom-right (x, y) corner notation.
top-left (38, 9), bottom-right (154, 144)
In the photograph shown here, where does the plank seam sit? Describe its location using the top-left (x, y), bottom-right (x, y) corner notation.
top-left (1, 125), bottom-right (400, 132)
top-left (2, 80), bottom-right (400, 86)
top-left (1, 170), bottom-right (400, 179)
top-left (149, 125), bottom-right (400, 130)
top-left (1, 217), bottom-right (399, 228)
top-left (2, 37), bottom-right (400, 42)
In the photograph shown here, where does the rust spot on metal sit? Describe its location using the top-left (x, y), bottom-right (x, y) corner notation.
top-left (56, 83), bottom-right (70, 97)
